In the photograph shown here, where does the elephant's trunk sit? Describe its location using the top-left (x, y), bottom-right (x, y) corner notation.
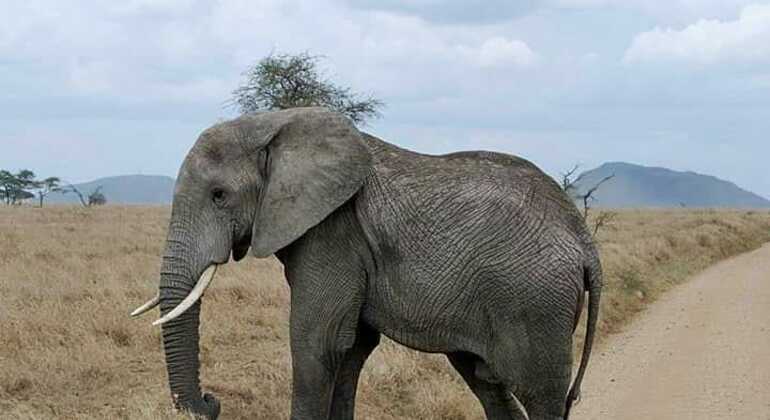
top-left (158, 234), bottom-right (220, 419)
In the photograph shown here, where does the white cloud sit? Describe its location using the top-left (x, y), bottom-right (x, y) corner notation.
top-left (344, 0), bottom-right (539, 24)
top-left (551, 0), bottom-right (760, 24)
top-left (473, 36), bottom-right (537, 68)
top-left (108, 0), bottom-right (197, 16)
top-left (345, 0), bottom-right (761, 25)
top-left (624, 3), bottom-right (770, 65)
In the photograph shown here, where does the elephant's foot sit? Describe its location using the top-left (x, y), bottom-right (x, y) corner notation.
top-left (173, 392), bottom-right (220, 419)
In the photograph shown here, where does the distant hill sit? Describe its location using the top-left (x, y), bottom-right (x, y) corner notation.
top-left (42, 164), bottom-right (770, 208)
top-left (573, 162), bottom-right (770, 208)
top-left (49, 175), bottom-right (175, 205)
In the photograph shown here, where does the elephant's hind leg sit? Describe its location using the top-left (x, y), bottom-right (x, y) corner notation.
top-left (515, 327), bottom-right (573, 420)
top-left (329, 323), bottom-right (380, 420)
top-left (447, 352), bottom-right (529, 420)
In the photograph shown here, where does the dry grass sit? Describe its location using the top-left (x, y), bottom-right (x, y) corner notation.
top-left (1, 206), bottom-right (769, 419)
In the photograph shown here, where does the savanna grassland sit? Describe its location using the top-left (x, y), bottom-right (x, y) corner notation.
top-left (2, 206), bottom-right (770, 419)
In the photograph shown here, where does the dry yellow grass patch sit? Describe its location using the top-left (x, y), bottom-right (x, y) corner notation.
top-left (587, 209), bottom-right (770, 339)
top-left (1, 206), bottom-right (769, 419)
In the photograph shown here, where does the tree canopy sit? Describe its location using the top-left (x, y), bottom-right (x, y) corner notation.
top-left (0, 169), bottom-right (64, 207)
top-left (231, 53), bottom-right (384, 125)
top-left (1, 169), bottom-right (39, 205)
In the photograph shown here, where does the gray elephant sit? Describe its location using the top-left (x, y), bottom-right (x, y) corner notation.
top-left (132, 107), bottom-right (602, 420)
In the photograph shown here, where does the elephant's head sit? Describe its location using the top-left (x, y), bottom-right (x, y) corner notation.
top-left (131, 107), bottom-right (371, 419)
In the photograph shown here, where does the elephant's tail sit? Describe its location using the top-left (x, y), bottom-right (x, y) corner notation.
top-left (564, 262), bottom-right (602, 419)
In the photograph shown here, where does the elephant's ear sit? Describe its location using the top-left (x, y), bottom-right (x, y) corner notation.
top-left (250, 108), bottom-right (372, 257)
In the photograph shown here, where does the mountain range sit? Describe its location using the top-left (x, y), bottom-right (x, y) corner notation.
top-left (572, 162), bottom-right (770, 208)
top-left (48, 175), bottom-right (175, 205)
top-left (45, 163), bottom-right (770, 208)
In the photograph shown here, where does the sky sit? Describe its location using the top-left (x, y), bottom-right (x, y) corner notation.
top-left (2, 0), bottom-right (769, 198)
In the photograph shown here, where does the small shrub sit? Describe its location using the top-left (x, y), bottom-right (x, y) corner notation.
top-left (696, 233), bottom-right (713, 247)
top-left (617, 266), bottom-right (646, 295)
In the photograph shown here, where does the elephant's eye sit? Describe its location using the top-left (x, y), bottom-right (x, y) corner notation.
top-left (212, 188), bottom-right (227, 206)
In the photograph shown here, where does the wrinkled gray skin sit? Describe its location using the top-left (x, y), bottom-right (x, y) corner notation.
top-left (153, 107), bottom-right (602, 420)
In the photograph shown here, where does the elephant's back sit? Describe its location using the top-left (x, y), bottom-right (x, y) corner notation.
top-left (359, 134), bottom-right (588, 243)
top-left (358, 135), bottom-right (593, 273)
top-left (360, 134), bottom-right (568, 202)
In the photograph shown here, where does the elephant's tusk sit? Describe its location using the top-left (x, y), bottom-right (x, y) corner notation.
top-left (152, 265), bottom-right (218, 326)
top-left (130, 293), bottom-right (160, 317)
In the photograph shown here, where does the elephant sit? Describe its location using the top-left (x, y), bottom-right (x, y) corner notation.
top-left (131, 107), bottom-right (602, 420)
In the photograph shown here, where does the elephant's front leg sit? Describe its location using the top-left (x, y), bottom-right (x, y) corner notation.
top-left (289, 347), bottom-right (338, 419)
top-left (329, 324), bottom-right (380, 419)
top-left (288, 291), bottom-right (365, 420)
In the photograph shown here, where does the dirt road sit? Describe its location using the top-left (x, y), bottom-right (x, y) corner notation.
top-left (572, 243), bottom-right (770, 420)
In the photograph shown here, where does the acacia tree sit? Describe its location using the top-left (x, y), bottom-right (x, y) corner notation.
top-left (0, 169), bottom-right (37, 205)
top-left (62, 184), bottom-right (106, 207)
top-left (33, 177), bottom-right (62, 207)
top-left (560, 164), bottom-right (617, 236)
top-left (577, 174), bottom-right (615, 220)
top-left (0, 170), bottom-right (14, 204)
top-left (0, 169), bottom-right (65, 206)
top-left (230, 52), bottom-right (384, 125)
top-left (88, 186), bottom-right (106, 206)
top-left (560, 164), bottom-right (583, 196)
top-left (15, 170), bottom-right (37, 205)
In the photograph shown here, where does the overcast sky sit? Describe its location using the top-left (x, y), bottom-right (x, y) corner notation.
top-left (2, 0), bottom-right (769, 197)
